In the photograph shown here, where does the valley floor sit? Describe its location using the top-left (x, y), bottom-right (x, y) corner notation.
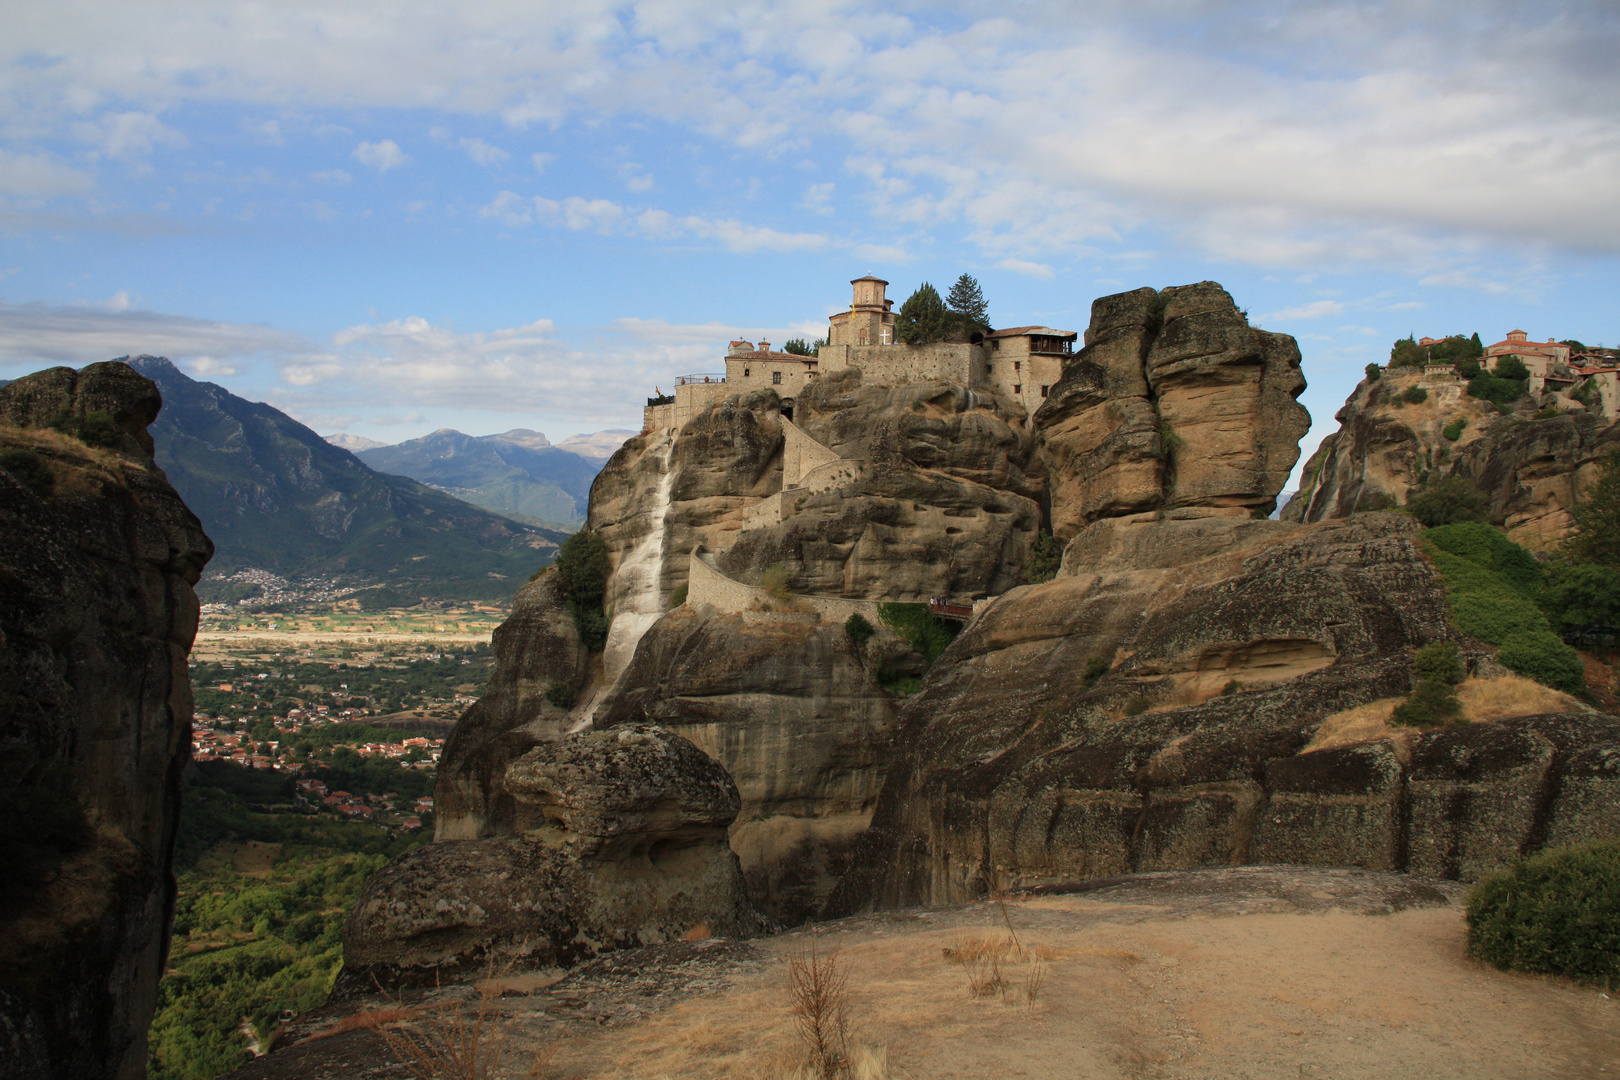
top-left (227, 867), bottom-right (1619, 1080)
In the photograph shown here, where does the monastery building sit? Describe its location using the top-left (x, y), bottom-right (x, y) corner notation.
top-left (644, 276), bottom-right (1075, 432)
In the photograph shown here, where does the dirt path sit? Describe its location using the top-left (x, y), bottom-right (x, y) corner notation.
top-left (230, 868), bottom-right (1620, 1080)
top-left (559, 869), bottom-right (1618, 1080)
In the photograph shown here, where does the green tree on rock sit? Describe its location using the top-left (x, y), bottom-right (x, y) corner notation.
top-left (896, 283), bottom-right (952, 345)
top-left (945, 273), bottom-right (990, 334)
top-left (1568, 448), bottom-right (1620, 568)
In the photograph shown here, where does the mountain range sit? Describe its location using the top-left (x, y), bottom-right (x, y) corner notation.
top-left (350, 427), bottom-right (624, 529)
top-left (122, 356), bottom-right (570, 603)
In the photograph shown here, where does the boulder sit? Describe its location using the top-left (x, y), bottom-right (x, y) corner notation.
top-left (1036, 283), bottom-right (1308, 539)
top-left (339, 726), bottom-right (767, 992)
top-left (434, 568), bottom-right (587, 839)
top-left (593, 606), bottom-right (901, 922)
top-left (0, 363), bottom-right (212, 1080)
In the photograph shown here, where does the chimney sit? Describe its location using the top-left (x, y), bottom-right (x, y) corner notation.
top-left (757, 340), bottom-right (771, 353)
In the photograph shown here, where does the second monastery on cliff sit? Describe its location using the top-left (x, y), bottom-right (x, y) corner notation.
top-left (643, 276), bottom-right (1076, 432)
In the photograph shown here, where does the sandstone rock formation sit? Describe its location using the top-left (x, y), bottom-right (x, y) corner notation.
top-left (0, 363), bottom-right (212, 1080)
top-left (435, 567), bottom-right (587, 839)
top-left (593, 607), bottom-right (903, 921)
top-left (824, 512), bottom-right (1620, 915)
top-left (716, 372), bottom-right (1042, 600)
top-left (1035, 283), bottom-right (1309, 539)
top-left (340, 726), bottom-right (766, 991)
top-left (1286, 368), bottom-right (1620, 550)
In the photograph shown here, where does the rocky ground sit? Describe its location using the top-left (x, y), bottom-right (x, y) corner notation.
top-left (226, 866), bottom-right (1618, 1080)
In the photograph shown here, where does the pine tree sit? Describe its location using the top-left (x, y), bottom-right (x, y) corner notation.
top-left (896, 283), bottom-right (951, 344)
top-left (945, 273), bottom-right (989, 329)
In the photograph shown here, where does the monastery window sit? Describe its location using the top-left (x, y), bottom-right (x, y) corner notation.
top-left (991, 340), bottom-right (1000, 350)
top-left (1040, 385), bottom-right (1049, 398)
top-left (1013, 385), bottom-right (1021, 395)
top-left (1014, 361), bottom-right (1021, 372)
top-left (985, 364), bottom-right (993, 376)
top-left (857, 328), bottom-right (868, 345)
top-left (773, 371), bottom-right (782, 385)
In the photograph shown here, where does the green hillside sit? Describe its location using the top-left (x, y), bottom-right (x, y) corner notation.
top-left (124, 356), bottom-right (567, 600)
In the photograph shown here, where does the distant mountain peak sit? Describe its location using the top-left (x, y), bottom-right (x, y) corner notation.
top-left (325, 433), bottom-right (390, 452)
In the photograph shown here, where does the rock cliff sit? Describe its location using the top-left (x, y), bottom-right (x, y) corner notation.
top-left (826, 512), bottom-right (1620, 914)
top-left (340, 726), bottom-right (766, 991)
top-left (0, 363), bottom-right (212, 1080)
top-left (1285, 367), bottom-right (1618, 550)
top-left (1035, 283), bottom-right (1309, 540)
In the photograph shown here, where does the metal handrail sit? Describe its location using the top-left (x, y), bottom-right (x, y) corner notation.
top-left (676, 373), bottom-right (726, 385)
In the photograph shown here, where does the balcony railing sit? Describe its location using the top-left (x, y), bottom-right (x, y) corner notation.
top-left (676, 373), bottom-right (726, 385)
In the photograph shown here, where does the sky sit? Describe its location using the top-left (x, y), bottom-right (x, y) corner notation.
top-left (1, 0), bottom-right (1617, 484)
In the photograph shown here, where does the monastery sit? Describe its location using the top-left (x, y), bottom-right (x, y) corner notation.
top-left (643, 276), bottom-right (1076, 432)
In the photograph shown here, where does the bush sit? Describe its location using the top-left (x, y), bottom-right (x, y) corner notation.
top-left (1364, 363), bottom-right (1382, 383)
top-left (1402, 386), bottom-right (1429, 405)
top-left (669, 583), bottom-right (688, 607)
top-left (877, 602), bottom-right (959, 666)
top-left (1390, 678), bottom-right (1463, 728)
top-left (543, 682), bottom-right (574, 709)
top-left (1080, 656), bottom-right (1109, 690)
top-left (1422, 524), bottom-right (1584, 692)
top-left (761, 563), bottom-right (793, 603)
top-left (1442, 418), bottom-right (1468, 442)
top-left (0, 447), bottom-right (55, 498)
top-left (1413, 641), bottom-right (1464, 684)
top-left (844, 613), bottom-right (874, 650)
top-left (1027, 531), bottom-right (1062, 585)
top-left (1469, 374), bottom-right (1525, 407)
top-left (1121, 695), bottom-right (1151, 717)
top-left (1406, 476), bottom-right (1486, 527)
top-left (1467, 843), bottom-right (1620, 989)
top-left (1457, 358), bottom-right (1483, 379)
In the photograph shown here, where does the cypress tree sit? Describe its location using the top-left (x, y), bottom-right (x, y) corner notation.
top-left (897, 283), bottom-right (951, 344)
top-left (946, 273), bottom-right (990, 330)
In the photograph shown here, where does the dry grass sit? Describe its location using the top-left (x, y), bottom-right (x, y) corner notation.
top-left (1456, 674), bottom-right (1586, 720)
top-left (942, 926), bottom-right (1055, 1006)
top-left (1306, 674), bottom-right (1587, 755)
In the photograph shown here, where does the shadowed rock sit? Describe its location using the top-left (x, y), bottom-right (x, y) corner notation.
top-left (339, 726), bottom-right (767, 993)
top-left (0, 363), bottom-right (212, 1080)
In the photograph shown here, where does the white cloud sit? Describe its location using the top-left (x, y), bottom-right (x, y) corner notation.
top-left (0, 300), bottom-right (310, 370)
top-left (0, 149), bottom-right (93, 198)
top-left (460, 138), bottom-right (509, 166)
top-left (309, 169), bottom-right (352, 185)
top-left (996, 258), bottom-right (1054, 279)
top-left (0, 1), bottom-right (1616, 267)
top-left (353, 140), bottom-right (408, 171)
top-left (187, 356), bottom-right (239, 377)
top-left (1260, 300), bottom-right (1345, 322)
top-left (73, 111), bottom-right (185, 163)
top-left (531, 152), bottom-right (554, 174)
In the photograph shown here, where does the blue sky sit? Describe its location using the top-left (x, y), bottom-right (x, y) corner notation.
top-left (2, 0), bottom-right (1617, 485)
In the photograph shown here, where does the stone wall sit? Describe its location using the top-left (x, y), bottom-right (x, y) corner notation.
top-left (817, 343), bottom-right (982, 388)
top-left (782, 418), bottom-right (841, 487)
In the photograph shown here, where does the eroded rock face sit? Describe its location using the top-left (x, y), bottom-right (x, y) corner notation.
top-left (593, 606), bottom-right (901, 922)
top-left (0, 363), bottom-right (212, 1080)
top-left (1283, 370), bottom-right (1618, 551)
top-left (717, 372), bottom-right (1042, 599)
top-left (340, 726), bottom-right (765, 991)
top-left (1036, 283), bottom-right (1309, 539)
top-left (826, 514), bottom-right (1469, 914)
top-left (435, 568), bottom-right (586, 839)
